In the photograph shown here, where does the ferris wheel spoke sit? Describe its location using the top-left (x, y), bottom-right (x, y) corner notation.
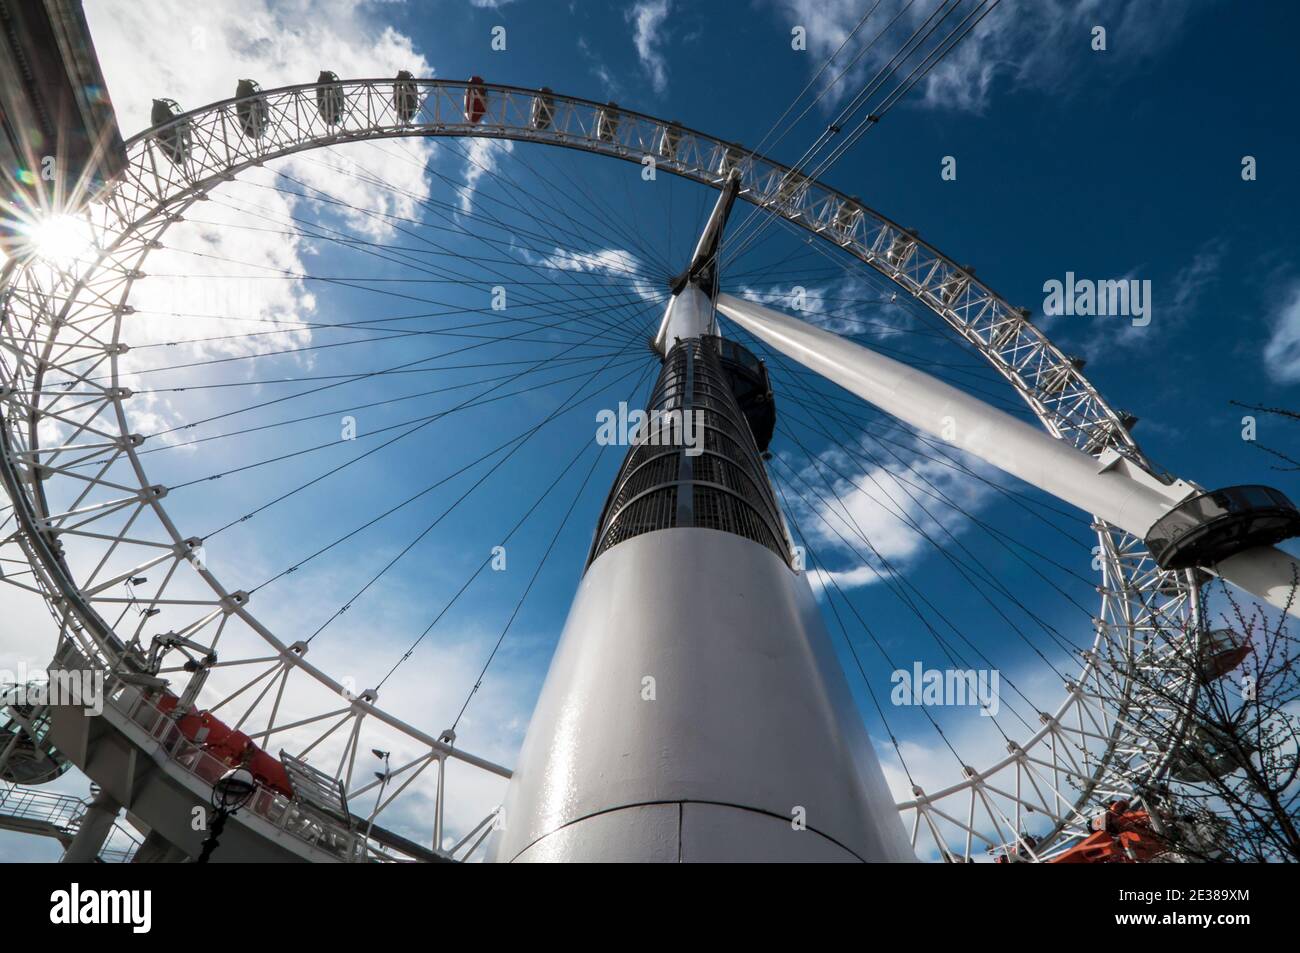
top-left (770, 449), bottom-right (1048, 739)
top-left (271, 155), bottom-right (669, 295)
top-left (164, 354), bottom-right (649, 497)
top-left (275, 350), bottom-right (652, 647)
top-left (779, 414), bottom-right (1091, 660)
top-left (141, 292), bottom-right (659, 442)
top-left (119, 353), bottom-right (638, 466)
top-left (770, 377), bottom-right (1097, 632)
top-left (372, 133), bottom-right (675, 282)
top-left (476, 136), bottom-right (677, 280)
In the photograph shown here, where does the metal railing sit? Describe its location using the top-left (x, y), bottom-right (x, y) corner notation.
top-left (0, 780), bottom-right (142, 861)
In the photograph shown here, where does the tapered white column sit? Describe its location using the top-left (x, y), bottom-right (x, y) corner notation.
top-left (716, 293), bottom-right (1300, 618)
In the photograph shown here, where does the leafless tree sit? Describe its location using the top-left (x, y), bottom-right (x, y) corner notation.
top-left (1128, 575), bottom-right (1300, 862)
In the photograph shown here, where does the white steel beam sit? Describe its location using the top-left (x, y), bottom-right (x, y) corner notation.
top-left (716, 293), bottom-right (1300, 618)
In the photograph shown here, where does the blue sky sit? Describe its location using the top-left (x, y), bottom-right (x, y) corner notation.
top-left (3, 0), bottom-right (1299, 860)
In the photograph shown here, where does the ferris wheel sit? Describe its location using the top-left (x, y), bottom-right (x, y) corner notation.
top-left (2, 74), bottom-right (1296, 864)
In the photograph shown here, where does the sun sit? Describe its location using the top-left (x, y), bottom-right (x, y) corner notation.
top-left (20, 213), bottom-right (95, 265)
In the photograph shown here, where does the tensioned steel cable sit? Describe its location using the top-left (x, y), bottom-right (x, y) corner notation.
top-left (432, 136), bottom-right (677, 281)
top-left (193, 291), bottom-right (665, 540)
top-left (769, 377), bottom-right (1099, 604)
top-left (727, 315), bottom-right (1096, 593)
top-left (447, 431), bottom-right (615, 731)
top-left (755, 343), bottom-right (1079, 694)
top-left (725, 0), bottom-right (996, 264)
top-left (265, 159), bottom-right (670, 343)
top-left (381, 359), bottom-right (658, 702)
top-left (285, 330), bottom-right (656, 645)
top-left (772, 475), bottom-right (927, 787)
top-left (776, 415), bottom-right (1086, 665)
top-left (770, 452), bottom-right (1037, 741)
top-left (363, 134), bottom-right (676, 281)
top-left (168, 355), bottom-right (649, 491)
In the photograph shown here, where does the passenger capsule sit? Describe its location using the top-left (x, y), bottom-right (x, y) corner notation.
top-left (1198, 627), bottom-right (1251, 681)
top-left (1171, 724), bottom-right (1257, 784)
top-left (944, 276), bottom-right (971, 308)
top-left (775, 170), bottom-right (806, 207)
top-left (150, 98), bottom-right (191, 166)
top-left (886, 232), bottom-right (915, 268)
top-left (716, 142), bottom-right (744, 177)
top-left (834, 195), bottom-right (863, 233)
top-left (393, 70), bottom-right (420, 123)
top-left (316, 70), bottom-right (345, 125)
top-left (465, 76), bottom-right (488, 123)
top-left (658, 121), bottom-right (682, 159)
top-left (236, 79), bottom-right (269, 139)
top-left (530, 87), bottom-right (555, 130)
top-left (596, 102), bottom-right (620, 142)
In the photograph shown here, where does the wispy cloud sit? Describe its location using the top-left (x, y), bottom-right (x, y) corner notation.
top-left (1263, 282), bottom-right (1300, 384)
top-left (577, 35), bottom-right (625, 99)
top-left (81, 0), bottom-right (440, 437)
top-left (779, 436), bottom-right (995, 591)
top-left (627, 0), bottom-right (672, 95)
top-left (457, 137), bottom-right (515, 215)
top-left (768, 0), bottom-right (1208, 114)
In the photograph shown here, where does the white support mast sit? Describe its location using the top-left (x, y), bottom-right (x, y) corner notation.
top-left (490, 178), bottom-right (917, 863)
top-left (716, 294), bottom-right (1300, 618)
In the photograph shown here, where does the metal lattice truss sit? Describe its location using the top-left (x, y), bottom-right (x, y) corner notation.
top-left (0, 78), bottom-right (1201, 862)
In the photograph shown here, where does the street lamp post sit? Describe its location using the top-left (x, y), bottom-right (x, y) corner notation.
top-left (195, 767), bottom-right (256, 863)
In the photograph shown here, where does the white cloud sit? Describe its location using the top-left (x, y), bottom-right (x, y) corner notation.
top-left (1263, 282), bottom-right (1300, 384)
top-left (457, 137), bottom-right (515, 216)
top-left (75, 0), bottom-right (439, 437)
top-left (770, 0), bottom-right (1206, 114)
top-left (731, 278), bottom-right (912, 338)
top-left (577, 36), bottom-right (625, 100)
top-left (525, 245), bottom-right (661, 304)
top-left (627, 0), bottom-right (672, 95)
top-left (784, 437), bottom-right (995, 591)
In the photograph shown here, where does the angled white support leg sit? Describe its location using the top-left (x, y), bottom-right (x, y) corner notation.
top-left (716, 293), bottom-right (1300, 618)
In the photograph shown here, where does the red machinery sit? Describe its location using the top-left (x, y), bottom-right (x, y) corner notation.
top-left (1048, 800), bottom-right (1167, 863)
top-left (157, 693), bottom-right (293, 798)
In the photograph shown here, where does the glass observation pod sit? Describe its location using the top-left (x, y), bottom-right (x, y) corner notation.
top-left (937, 268), bottom-right (972, 307)
top-left (1144, 484), bottom-right (1300, 570)
top-left (833, 194), bottom-right (863, 234)
top-left (393, 70), bottom-right (420, 124)
top-left (530, 87), bottom-right (555, 130)
top-left (596, 102), bottom-right (620, 142)
top-left (658, 121), bottom-right (682, 159)
top-left (1038, 355), bottom-right (1087, 396)
top-left (316, 70), bottom-right (345, 125)
top-left (1081, 412), bottom-right (1138, 456)
top-left (0, 688), bottom-right (70, 786)
top-left (716, 142), bottom-right (745, 177)
top-left (1171, 723), bottom-right (1258, 784)
top-left (886, 229), bottom-right (918, 268)
top-left (235, 79), bottom-right (269, 139)
top-left (150, 98), bottom-right (191, 166)
top-left (774, 170), bottom-right (806, 208)
top-left (464, 76), bottom-right (488, 124)
top-left (1198, 627), bottom-right (1251, 682)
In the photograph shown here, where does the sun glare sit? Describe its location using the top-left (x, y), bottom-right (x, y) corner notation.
top-left (22, 213), bottom-right (94, 264)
